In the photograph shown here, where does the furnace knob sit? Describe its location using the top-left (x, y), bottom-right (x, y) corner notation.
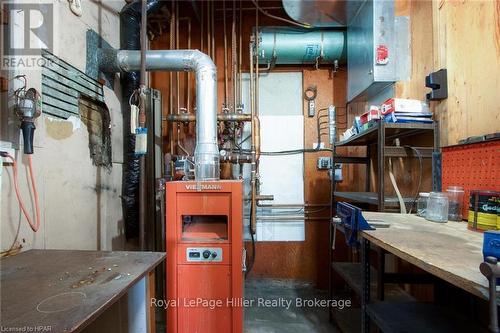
top-left (202, 250), bottom-right (211, 259)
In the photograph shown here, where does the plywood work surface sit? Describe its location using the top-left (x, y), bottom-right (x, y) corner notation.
top-left (361, 212), bottom-right (491, 300)
top-left (0, 250), bottom-right (165, 332)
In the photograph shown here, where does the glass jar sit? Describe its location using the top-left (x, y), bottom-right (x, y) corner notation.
top-left (426, 192), bottom-right (449, 223)
top-left (446, 186), bottom-right (465, 221)
top-left (416, 192), bottom-right (430, 217)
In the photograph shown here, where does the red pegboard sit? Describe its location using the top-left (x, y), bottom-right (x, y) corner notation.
top-left (442, 139), bottom-right (500, 220)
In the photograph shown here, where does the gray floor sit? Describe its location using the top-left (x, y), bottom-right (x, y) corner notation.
top-left (244, 279), bottom-right (337, 333)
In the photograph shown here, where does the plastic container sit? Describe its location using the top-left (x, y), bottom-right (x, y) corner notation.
top-left (446, 186), bottom-right (465, 221)
top-left (426, 192), bottom-right (449, 223)
top-left (416, 192), bottom-right (430, 217)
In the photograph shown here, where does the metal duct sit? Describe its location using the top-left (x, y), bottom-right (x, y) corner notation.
top-left (282, 0), bottom-right (366, 27)
top-left (101, 49), bottom-right (220, 181)
top-left (120, 0), bottom-right (165, 239)
top-left (255, 27), bottom-right (346, 65)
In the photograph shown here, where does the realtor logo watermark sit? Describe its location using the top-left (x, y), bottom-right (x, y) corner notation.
top-left (1, 1), bottom-right (56, 69)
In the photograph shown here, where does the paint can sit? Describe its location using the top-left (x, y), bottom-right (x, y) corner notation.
top-left (468, 190), bottom-right (500, 231)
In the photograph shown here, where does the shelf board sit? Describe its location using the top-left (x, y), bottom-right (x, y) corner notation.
top-left (366, 301), bottom-right (488, 333)
top-left (334, 192), bottom-right (414, 206)
top-left (335, 122), bottom-right (435, 147)
top-left (332, 262), bottom-right (414, 301)
top-left (331, 306), bottom-right (361, 333)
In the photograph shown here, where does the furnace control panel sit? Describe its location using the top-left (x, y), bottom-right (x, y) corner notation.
top-left (186, 247), bottom-right (223, 262)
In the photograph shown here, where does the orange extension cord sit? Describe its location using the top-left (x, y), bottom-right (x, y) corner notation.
top-left (5, 154), bottom-right (40, 232)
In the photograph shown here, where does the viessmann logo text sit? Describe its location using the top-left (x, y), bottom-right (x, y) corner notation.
top-left (1, 1), bottom-right (55, 69)
top-left (185, 184), bottom-right (222, 191)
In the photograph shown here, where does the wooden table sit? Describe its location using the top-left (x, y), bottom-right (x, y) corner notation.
top-left (358, 212), bottom-right (491, 333)
top-left (362, 212), bottom-right (489, 300)
top-left (0, 250), bottom-right (165, 333)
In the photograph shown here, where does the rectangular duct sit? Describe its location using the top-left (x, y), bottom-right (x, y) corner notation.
top-left (347, 0), bottom-right (397, 102)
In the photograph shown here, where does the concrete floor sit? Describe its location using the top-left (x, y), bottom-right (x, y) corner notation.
top-left (244, 279), bottom-right (337, 333)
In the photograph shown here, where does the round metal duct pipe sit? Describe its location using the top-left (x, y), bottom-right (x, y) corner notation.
top-left (255, 27), bottom-right (346, 65)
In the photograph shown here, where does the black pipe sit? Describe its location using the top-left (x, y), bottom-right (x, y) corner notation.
top-left (120, 0), bottom-right (165, 239)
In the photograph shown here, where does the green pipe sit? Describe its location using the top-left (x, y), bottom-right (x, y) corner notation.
top-left (255, 27), bottom-right (346, 65)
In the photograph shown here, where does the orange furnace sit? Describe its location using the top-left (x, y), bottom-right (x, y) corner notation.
top-left (165, 180), bottom-right (244, 333)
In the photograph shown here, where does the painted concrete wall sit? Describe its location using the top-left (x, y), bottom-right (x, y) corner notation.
top-left (1, 0), bottom-right (126, 253)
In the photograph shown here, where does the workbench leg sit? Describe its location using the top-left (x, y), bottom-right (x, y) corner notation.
top-left (147, 271), bottom-right (156, 333)
top-left (362, 238), bottom-right (371, 333)
top-left (377, 247), bottom-right (385, 301)
top-left (328, 219), bottom-right (333, 323)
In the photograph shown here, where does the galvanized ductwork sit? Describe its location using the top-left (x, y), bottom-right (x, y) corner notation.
top-left (101, 49), bottom-right (220, 181)
top-left (282, 0), bottom-right (366, 27)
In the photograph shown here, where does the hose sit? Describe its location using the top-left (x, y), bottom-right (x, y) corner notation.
top-left (246, 202), bottom-right (256, 277)
top-left (3, 154), bottom-right (40, 232)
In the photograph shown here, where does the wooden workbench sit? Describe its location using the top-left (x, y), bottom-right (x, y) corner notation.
top-left (353, 212), bottom-right (494, 333)
top-left (0, 250), bottom-right (165, 333)
top-left (361, 212), bottom-right (489, 300)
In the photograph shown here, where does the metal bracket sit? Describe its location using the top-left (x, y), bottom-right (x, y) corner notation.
top-left (432, 151), bottom-right (442, 192)
top-left (426, 68), bottom-right (448, 101)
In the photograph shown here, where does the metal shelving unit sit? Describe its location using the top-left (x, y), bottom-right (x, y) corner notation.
top-left (328, 120), bottom-right (440, 332)
top-left (332, 121), bottom-right (439, 212)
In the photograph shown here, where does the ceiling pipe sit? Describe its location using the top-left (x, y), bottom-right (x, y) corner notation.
top-left (100, 49), bottom-right (220, 181)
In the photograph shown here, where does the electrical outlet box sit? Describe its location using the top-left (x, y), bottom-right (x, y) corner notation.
top-left (0, 142), bottom-right (15, 163)
top-left (317, 157), bottom-right (332, 170)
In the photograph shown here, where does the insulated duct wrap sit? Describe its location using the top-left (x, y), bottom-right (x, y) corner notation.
top-left (256, 27), bottom-right (346, 65)
top-left (120, 0), bottom-right (165, 239)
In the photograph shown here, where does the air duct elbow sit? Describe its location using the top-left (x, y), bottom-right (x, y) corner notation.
top-left (100, 49), bottom-right (220, 180)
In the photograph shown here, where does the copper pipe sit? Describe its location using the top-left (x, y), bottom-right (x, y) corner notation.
top-left (211, 1), bottom-right (215, 60)
top-left (167, 113), bottom-right (252, 122)
top-left (249, 6), bottom-right (258, 235)
top-left (257, 203), bottom-right (330, 208)
top-left (220, 152), bottom-right (253, 163)
top-left (231, 0), bottom-right (237, 111)
top-left (255, 194), bottom-right (274, 201)
top-left (207, 1), bottom-right (210, 57)
top-left (254, 216), bottom-right (331, 221)
top-left (175, 4), bottom-right (188, 155)
top-left (200, 2), bottom-right (204, 52)
top-left (253, 116), bottom-right (261, 160)
top-left (138, 0), bottom-right (147, 251)
top-left (216, 6), bottom-right (282, 12)
top-left (238, 0), bottom-right (243, 107)
top-left (179, 17), bottom-right (192, 112)
top-left (222, 0), bottom-right (228, 107)
top-left (169, 1), bottom-right (175, 156)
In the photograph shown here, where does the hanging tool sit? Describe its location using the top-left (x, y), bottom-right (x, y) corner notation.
top-left (13, 76), bottom-right (41, 154)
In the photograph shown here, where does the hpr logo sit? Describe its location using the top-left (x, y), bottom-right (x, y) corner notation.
top-left (1, 2), bottom-right (54, 56)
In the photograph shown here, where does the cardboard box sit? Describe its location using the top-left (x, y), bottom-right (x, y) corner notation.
top-left (381, 98), bottom-right (427, 115)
